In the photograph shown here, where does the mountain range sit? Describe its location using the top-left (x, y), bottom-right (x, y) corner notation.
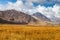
top-left (0, 10), bottom-right (60, 26)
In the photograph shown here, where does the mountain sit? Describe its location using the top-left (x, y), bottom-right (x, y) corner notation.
top-left (50, 17), bottom-right (60, 23)
top-left (0, 10), bottom-right (37, 24)
top-left (0, 10), bottom-right (59, 26)
top-left (31, 12), bottom-right (60, 26)
top-left (32, 12), bottom-right (51, 22)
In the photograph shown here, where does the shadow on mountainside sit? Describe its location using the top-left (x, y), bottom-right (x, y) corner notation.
top-left (0, 18), bottom-right (28, 24)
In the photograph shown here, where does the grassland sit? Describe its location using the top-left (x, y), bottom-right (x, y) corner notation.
top-left (0, 24), bottom-right (60, 40)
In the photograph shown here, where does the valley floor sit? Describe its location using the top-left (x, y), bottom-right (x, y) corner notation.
top-left (0, 24), bottom-right (60, 40)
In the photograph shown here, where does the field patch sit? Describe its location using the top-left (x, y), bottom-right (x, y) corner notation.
top-left (0, 24), bottom-right (60, 40)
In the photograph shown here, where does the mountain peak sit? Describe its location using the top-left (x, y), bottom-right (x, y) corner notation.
top-left (33, 12), bottom-right (51, 21)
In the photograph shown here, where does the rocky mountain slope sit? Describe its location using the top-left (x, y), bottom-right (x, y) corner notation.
top-left (32, 12), bottom-right (51, 22)
top-left (0, 10), bottom-right (59, 26)
top-left (32, 12), bottom-right (60, 26)
top-left (0, 10), bottom-right (37, 24)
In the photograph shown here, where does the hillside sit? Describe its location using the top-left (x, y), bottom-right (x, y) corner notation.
top-left (0, 10), bottom-right (37, 24)
top-left (32, 12), bottom-right (51, 21)
top-left (0, 10), bottom-right (59, 26)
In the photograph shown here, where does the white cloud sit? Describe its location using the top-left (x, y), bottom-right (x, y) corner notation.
top-left (0, 0), bottom-right (60, 18)
top-left (36, 4), bottom-right (60, 18)
top-left (52, 5), bottom-right (60, 18)
top-left (22, 0), bottom-right (60, 5)
top-left (0, 0), bottom-right (24, 11)
top-left (6, 0), bottom-right (24, 10)
top-left (0, 4), bottom-right (6, 11)
top-left (0, 0), bottom-right (35, 15)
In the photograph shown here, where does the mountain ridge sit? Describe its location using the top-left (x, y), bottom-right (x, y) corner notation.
top-left (32, 12), bottom-right (51, 22)
top-left (0, 10), bottom-right (59, 26)
top-left (0, 10), bottom-right (38, 24)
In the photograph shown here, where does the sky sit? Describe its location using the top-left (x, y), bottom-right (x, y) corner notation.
top-left (0, 0), bottom-right (60, 18)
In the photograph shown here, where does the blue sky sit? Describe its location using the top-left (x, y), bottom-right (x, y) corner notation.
top-left (0, 0), bottom-right (60, 7)
top-left (0, 0), bottom-right (17, 4)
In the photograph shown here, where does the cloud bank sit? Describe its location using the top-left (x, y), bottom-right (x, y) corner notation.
top-left (36, 4), bottom-right (60, 18)
top-left (0, 0), bottom-right (60, 18)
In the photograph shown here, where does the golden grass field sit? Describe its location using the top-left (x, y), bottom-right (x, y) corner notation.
top-left (0, 24), bottom-right (60, 40)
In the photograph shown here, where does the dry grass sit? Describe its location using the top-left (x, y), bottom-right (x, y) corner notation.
top-left (0, 24), bottom-right (60, 40)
